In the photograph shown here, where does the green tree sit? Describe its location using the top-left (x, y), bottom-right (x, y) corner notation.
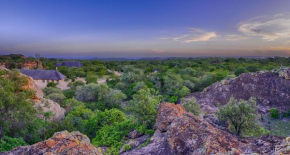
top-left (130, 87), bottom-right (161, 127)
top-left (0, 70), bottom-right (47, 144)
top-left (216, 97), bottom-right (259, 136)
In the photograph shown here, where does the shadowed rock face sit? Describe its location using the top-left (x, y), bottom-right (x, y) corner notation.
top-left (188, 70), bottom-right (290, 114)
top-left (122, 103), bottom-right (284, 155)
top-left (1, 131), bottom-right (103, 155)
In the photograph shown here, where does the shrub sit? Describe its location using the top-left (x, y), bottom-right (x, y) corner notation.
top-left (43, 87), bottom-right (62, 96)
top-left (234, 67), bottom-right (247, 76)
top-left (182, 98), bottom-right (201, 116)
top-left (46, 93), bottom-right (66, 104)
top-left (216, 97), bottom-right (259, 136)
top-left (123, 144), bottom-right (132, 152)
top-left (85, 75), bottom-right (98, 84)
top-left (68, 81), bottom-right (85, 89)
top-left (269, 108), bottom-right (279, 119)
top-left (85, 109), bottom-right (126, 139)
top-left (75, 83), bottom-right (99, 102)
top-left (130, 87), bottom-right (161, 127)
top-left (46, 82), bottom-right (58, 88)
top-left (92, 120), bottom-right (134, 155)
top-left (64, 106), bottom-right (94, 133)
top-left (0, 136), bottom-right (27, 152)
top-left (282, 110), bottom-right (290, 117)
top-left (62, 98), bottom-right (84, 111)
top-left (63, 89), bottom-right (76, 99)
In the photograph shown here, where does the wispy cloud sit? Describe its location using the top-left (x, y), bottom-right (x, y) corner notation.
top-left (226, 35), bottom-right (247, 41)
top-left (185, 32), bottom-right (217, 42)
top-left (238, 13), bottom-right (290, 41)
top-left (160, 28), bottom-right (218, 43)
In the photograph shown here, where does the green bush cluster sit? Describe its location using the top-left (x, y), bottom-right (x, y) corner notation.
top-left (269, 108), bottom-right (279, 119)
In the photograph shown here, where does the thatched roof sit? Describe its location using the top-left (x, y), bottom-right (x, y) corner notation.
top-left (55, 61), bottom-right (82, 68)
top-left (19, 69), bottom-right (66, 80)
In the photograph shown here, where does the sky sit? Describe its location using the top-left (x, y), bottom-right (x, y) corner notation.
top-left (0, 0), bottom-right (290, 58)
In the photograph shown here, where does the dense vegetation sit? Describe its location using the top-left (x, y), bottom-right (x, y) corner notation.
top-left (2, 55), bottom-right (290, 153)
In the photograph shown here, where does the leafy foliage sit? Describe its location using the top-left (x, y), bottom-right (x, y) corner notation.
top-left (0, 136), bottom-right (27, 152)
top-left (46, 93), bottom-right (66, 104)
top-left (269, 108), bottom-right (279, 119)
top-left (46, 82), bottom-right (58, 88)
top-left (0, 70), bottom-right (48, 144)
top-left (216, 97), bottom-right (260, 136)
top-left (182, 98), bottom-right (201, 116)
top-left (130, 87), bottom-right (161, 127)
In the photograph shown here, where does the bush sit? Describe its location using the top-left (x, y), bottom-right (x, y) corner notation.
top-left (234, 67), bottom-right (248, 76)
top-left (68, 81), bottom-right (85, 89)
top-left (269, 108), bottom-right (279, 119)
top-left (75, 83), bottom-right (99, 102)
top-left (182, 98), bottom-right (200, 116)
top-left (130, 87), bottom-right (161, 127)
top-left (85, 109), bottom-right (127, 139)
top-left (46, 93), bottom-right (66, 104)
top-left (282, 110), bottom-right (290, 117)
top-left (64, 106), bottom-right (94, 133)
top-left (123, 144), bottom-right (132, 152)
top-left (62, 98), bottom-right (84, 111)
top-left (216, 97), bottom-right (259, 136)
top-left (0, 136), bottom-right (27, 152)
top-left (43, 87), bottom-right (62, 96)
top-left (92, 120), bottom-right (134, 155)
top-left (85, 75), bottom-right (98, 84)
top-left (63, 89), bottom-right (76, 99)
top-left (47, 82), bottom-right (58, 88)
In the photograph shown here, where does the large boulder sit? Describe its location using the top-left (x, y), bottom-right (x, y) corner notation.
top-left (187, 70), bottom-right (290, 114)
top-left (122, 103), bottom-right (284, 155)
top-left (155, 103), bottom-right (186, 132)
top-left (1, 131), bottom-right (103, 155)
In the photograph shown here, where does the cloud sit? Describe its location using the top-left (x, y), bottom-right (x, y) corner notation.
top-left (226, 35), bottom-right (247, 41)
top-left (238, 13), bottom-right (290, 41)
top-left (160, 28), bottom-right (218, 43)
top-left (185, 32), bottom-right (217, 42)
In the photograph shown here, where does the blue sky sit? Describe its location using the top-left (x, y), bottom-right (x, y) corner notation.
top-left (0, 0), bottom-right (290, 57)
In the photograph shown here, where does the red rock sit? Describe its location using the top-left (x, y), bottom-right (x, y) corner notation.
top-left (1, 131), bottom-right (103, 155)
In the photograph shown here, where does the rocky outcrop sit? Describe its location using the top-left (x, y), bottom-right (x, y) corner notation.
top-left (0, 61), bottom-right (42, 69)
top-left (0, 67), bottom-right (65, 120)
top-left (274, 137), bottom-right (290, 154)
top-left (155, 103), bottom-right (186, 132)
top-left (122, 103), bottom-right (284, 155)
top-left (1, 131), bottom-right (103, 155)
top-left (25, 74), bottom-right (65, 120)
top-left (186, 69), bottom-right (290, 113)
top-left (22, 61), bottom-right (43, 69)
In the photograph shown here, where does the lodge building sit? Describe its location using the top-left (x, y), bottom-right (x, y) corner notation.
top-left (19, 69), bottom-right (66, 83)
